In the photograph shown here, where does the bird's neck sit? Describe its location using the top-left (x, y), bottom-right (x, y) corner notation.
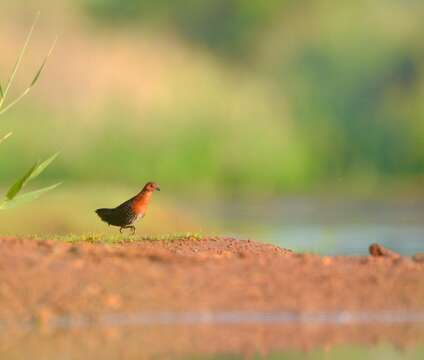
top-left (132, 190), bottom-right (153, 215)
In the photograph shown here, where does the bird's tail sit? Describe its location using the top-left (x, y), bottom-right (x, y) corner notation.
top-left (95, 208), bottom-right (113, 222)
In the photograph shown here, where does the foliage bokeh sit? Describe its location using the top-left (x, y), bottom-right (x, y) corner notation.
top-left (1, 0), bottom-right (424, 200)
top-left (0, 13), bottom-right (58, 210)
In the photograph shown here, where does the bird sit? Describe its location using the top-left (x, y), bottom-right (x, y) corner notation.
top-left (95, 182), bottom-right (160, 234)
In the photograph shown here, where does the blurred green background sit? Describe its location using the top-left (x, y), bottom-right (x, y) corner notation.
top-left (1, 0), bottom-right (424, 237)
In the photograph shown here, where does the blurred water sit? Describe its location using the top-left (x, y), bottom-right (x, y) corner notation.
top-left (196, 198), bottom-right (424, 256)
top-left (3, 311), bottom-right (424, 332)
top-left (271, 225), bottom-right (424, 255)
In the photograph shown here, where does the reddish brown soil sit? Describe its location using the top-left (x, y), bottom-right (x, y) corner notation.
top-left (1, 237), bottom-right (424, 358)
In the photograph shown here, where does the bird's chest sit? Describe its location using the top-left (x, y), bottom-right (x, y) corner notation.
top-left (133, 203), bottom-right (148, 218)
top-left (132, 194), bottom-right (151, 216)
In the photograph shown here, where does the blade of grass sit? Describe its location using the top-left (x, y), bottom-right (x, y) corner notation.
top-left (0, 88), bottom-right (31, 116)
top-left (6, 163), bottom-right (38, 200)
top-left (0, 11), bottom-right (40, 109)
top-left (0, 36), bottom-right (58, 116)
top-left (0, 183), bottom-right (61, 210)
top-left (6, 152), bottom-right (59, 200)
top-left (28, 152), bottom-right (59, 181)
top-left (0, 131), bottom-right (12, 145)
top-left (0, 82), bottom-right (3, 100)
top-left (30, 36), bottom-right (58, 87)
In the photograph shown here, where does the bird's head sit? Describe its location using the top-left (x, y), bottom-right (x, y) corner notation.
top-left (143, 181), bottom-right (161, 193)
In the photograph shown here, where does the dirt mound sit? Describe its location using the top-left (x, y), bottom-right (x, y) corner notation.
top-left (1, 236), bottom-right (424, 318)
top-left (1, 236), bottom-right (424, 357)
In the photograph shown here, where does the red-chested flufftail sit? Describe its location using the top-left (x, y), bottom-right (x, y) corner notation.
top-left (95, 182), bottom-right (160, 234)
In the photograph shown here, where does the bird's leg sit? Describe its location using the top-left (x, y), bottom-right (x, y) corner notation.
top-left (119, 226), bottom-right (135, 235)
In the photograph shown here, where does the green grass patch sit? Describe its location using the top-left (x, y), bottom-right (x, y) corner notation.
top-left (186, 344), bottom-right (424, 360)
top-left (48, 232), bottom-right (203, 244)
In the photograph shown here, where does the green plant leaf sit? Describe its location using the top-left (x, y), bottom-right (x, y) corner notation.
top-left (0, 131), bottom-right (12, 145)
top-left (0, 36), bottom-right (58, 116)
top-left (6, 152), bottom-right (59, 200)
top-left (30, 36), bottom-right (57, 88)
top-left (6, 163), bottom-right (37, 200)
top-left (0, 13), bottom-right (58, 116)
top-left (0, 12), bottom-right (39, 109)
top-left (0, 183), bottom-right (61, 210)
top-left (28, 152), bottom-right (59, 181)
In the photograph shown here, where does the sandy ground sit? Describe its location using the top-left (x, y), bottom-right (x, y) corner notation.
top-left (1, 237), bottom-right (424, 358)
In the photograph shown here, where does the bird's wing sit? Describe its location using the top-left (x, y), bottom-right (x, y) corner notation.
top-left (96, 203), bottom-right (134, 226)
top-left (116, 197), bottom-right (136, 210)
